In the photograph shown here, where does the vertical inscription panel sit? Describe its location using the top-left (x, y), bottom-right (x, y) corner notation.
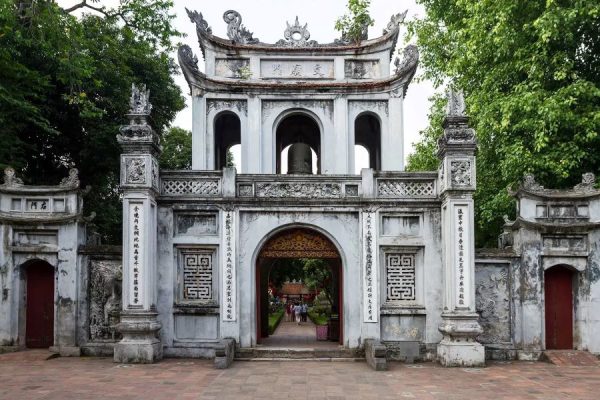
top-left (222, 211), bottom-right (236, 322)
top-left (128, 201), bottom-right (144, 308)
top-left (454, 204), bottom-right (471, 308)
top-left (362, 211), bottom-right (378, 323)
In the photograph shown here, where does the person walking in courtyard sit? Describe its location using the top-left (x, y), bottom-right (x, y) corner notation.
top-left (285, 302), bottom-right (292, 322)
top-left (301, 302), bottom-right (308, 322)
top-left (294, 303), bottom-right (302, 324)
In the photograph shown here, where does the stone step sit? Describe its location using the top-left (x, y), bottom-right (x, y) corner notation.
top-left (543, 350), bottom-right (600, 366)
top-left (235, 347), bottom-right (364, 361)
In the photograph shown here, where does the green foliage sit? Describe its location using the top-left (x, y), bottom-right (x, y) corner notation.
top-left (308, 308), bottom-right (328, 325)
top-left (268, 308), bottom-right (285, 334)
top-left (226, 148), bottom-right (235, 168)
top-left (160, 127), bottom-right (192, 169)
top-left (0, 0), bottom-right (184, 243)
top-left (407, 0), bottom-right (600, 246)
top-left (335, 0), bottom-right (374, 44)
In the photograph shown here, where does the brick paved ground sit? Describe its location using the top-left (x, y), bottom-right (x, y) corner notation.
top-left (1, 350), bottom-right (599, 400)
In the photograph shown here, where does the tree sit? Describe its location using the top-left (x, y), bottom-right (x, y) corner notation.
top-left (160, 127), bottom-right (192, 169)
top-left (334, 0), bottom-right (374, 44)
top-left (302, 259), bottom-right (333, 306)
top-left (0, 0), bottom-right (185, 243)
top-left (406, 1), bottom-right (600, 246)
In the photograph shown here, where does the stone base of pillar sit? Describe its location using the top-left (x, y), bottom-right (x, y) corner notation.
top-left (114, 310), bottom-right (162, 364)
top-left (437, 312), bottom-right (485, 367)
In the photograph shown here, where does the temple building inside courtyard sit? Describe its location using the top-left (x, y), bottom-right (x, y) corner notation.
top-left (1, 9), bottom-right (599, 370)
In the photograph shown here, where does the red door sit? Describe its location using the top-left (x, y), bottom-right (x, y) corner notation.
top-left (26, 262), bottom-right (55, 348)
top-left (544, 266), bottom-right (573, 350)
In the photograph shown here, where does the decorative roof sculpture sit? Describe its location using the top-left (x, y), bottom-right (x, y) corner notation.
top-left (184, 8), bottom-right (405, 51)
top-left (223, 10), bottom-right (259, 44)
top-left (276, 16), bottom-right (317, 47)
top-left (2, 167), bottom-right (23, 187)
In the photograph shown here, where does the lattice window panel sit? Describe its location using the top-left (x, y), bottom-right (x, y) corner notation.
top-left (182, 251), bottom-right (213, 300)
top-left (161, 179), bottom-right (220, 196)
top-left (386, 253), bottom-right (416, 301)
top-left (377, 180), bottom-right (435, 198)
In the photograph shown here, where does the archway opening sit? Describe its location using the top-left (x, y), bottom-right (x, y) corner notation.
top-left (214, 112), bottom-right (241, 170)
top-left (276, 113), bottom-right (321, 174)
top-left (544, 265), bottom-right (574, 350)
top-left (256, 228), bottom-right (343, 347)
top-left (355, 113), bottom-right (381, 171)
top-left (24, 260), bottom-right (55, 348)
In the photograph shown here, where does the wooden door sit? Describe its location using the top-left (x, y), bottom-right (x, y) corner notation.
top-left (26, 262), bottom-right (54, 348)
top-left (544, 266), bottom-right (573, 350)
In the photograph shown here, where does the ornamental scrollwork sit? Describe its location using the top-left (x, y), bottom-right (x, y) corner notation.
top-left (450, 160), bottom-right (472, 187)
top-left (256, 182), bottom-right (342, 198)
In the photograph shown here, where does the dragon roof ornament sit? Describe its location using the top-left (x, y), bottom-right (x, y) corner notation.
top-left (223, 10), bottom-right (258, 44)
top-left (383, 10), bottom-right (408, 35)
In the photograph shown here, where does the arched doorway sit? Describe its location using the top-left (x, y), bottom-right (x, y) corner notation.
top-left (25, 260), bottom-right (55, 348)
top-left (544, 265), bottom-right (574, 349)
top-left (255, 228), bottom-right (343, 345)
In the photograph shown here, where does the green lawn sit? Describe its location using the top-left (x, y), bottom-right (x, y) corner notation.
top-left (268, 308), bottom-right (285, 334)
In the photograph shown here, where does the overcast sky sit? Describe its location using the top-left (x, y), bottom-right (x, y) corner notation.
top-left (60, 0), bottom-right (436, 160)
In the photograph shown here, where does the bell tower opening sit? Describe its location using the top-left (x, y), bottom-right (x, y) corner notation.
top-left (214, 111), bottom-right (241, 170)
top-left (355, 113), bottom-right (381, 171)
top-left (276, 113), bottom-right (320, 174)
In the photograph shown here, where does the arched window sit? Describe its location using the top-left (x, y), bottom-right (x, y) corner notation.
top-left (214, 112), bottom-right (241, 170)
top-left (355, 113), bottom-right (381, 171)
top-left (276, 113), bottom-right (320, 174)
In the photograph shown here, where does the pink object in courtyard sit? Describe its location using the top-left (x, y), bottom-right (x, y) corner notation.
top-left (316, 325), bottom-right (328, 341)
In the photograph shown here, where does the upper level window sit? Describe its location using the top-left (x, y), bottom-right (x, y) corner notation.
top-left (214, 112), bottom-right (241, 170)
top-left (355, 113), bottom-right (381, 171)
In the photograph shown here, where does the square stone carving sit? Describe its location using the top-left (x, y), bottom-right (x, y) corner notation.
top-left (180, 249), bottom-right (214, 301)
top-left (385, 253), bottom-right (416, 301)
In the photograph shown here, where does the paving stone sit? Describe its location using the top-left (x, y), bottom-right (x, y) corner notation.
top-left (1, 350), bottom-right (600, 399)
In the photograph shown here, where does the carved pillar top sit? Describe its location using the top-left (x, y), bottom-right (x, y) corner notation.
top-left (438, 88), bottom-right (477, 194)
top-left (117, 83), bottom-right (161, 155)
top-left (437, 88), bottom-right (477, 158)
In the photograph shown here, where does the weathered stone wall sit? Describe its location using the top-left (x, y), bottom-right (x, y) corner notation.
top-left (78, 246), bottom-right (122, 356)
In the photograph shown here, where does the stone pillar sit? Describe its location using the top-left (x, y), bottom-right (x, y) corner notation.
top-left (114, 84), bottom-right (162, 363)
top-left (436, 89), bottom-right (485, 367)
top-left (191, 88), bottom-right (207, 170)
top-left (385, 95), bottom-right (404, 171)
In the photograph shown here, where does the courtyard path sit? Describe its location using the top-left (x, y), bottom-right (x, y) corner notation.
top-left (260, 320), bottom-right (339, 349)
top-left (1, 349), bottom-right (600, 399)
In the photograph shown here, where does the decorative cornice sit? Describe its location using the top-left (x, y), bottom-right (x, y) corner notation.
top-left (178, 44), bottom-right (418, 97)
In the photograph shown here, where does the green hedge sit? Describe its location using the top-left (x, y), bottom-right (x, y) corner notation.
top-left (268, 308), bottom-right (285, 334)
top-left (308, 309), bottom-right (328, 326)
